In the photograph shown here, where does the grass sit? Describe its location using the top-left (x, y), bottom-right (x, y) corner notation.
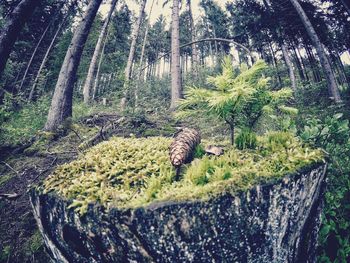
top-left (43, 132), bottom-right (324, 214)
top-left (0, 96), bottom-right (114, 146)
top-left (0, 97), bottom-right (50, 145)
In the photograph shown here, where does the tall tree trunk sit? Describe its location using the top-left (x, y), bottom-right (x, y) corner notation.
top-left (29, 15), bottom-right (68, 101)
top-left (120, 0), bottom-right (147, 109)
top-left (19, 20), bottom-right (52, 92)
top-left (83, 0), bottom-right (117, 104)
top-left (289, 0), bottom-right (341, 102)
top-left (292, 47), bottom-right (305, 81)
top-left (170, 0), bottom-right (182, 109)
top-left (268, 41), bottom-right (282, 87)
top-left (263, 0), bottom-right (296, 90)
top-left (187, 0), bottom-right (199, 77)
top-left (281, 43), bottom-right (297, 90)
top-left (135, 0), bottom-right (155, 108)
top-left (305, 45), bottom-right (320, 82)
top-left (44, 0), bottom-right (102, 131)
top-left (92, 28), bottom-right (109, 101)
top-left (0, 0), bottom-right (39, 78)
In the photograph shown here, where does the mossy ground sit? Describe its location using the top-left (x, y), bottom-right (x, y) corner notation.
top-left (43, 132), bottom-right (324, 214)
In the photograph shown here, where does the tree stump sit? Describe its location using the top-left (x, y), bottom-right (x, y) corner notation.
top-left (31, 163), bottom-right (327, 263)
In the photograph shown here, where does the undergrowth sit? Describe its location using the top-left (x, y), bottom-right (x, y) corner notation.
top-left (0, 97), bottom-right (116, 146)
top-left (43, 132), bottom-right (324, 214)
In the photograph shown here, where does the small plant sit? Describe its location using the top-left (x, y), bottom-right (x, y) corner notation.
top-left (176, 57), bottom-right (296, 145)
top-left (235, 129), bottom-right (257, 150)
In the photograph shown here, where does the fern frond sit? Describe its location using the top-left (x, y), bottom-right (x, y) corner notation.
top-left (270, 88), bottom-right (293, 103)
top-left (234, 60), bottom-right (267, 85)
top-left (278, 106), bottom-right (298, 115)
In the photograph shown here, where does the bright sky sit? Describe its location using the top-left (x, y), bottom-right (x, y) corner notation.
top-left (99, 0), bottom-right (227, 25)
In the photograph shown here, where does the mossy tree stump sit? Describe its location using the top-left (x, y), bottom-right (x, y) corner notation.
top-left (31, 163), bottom-right (326, 263)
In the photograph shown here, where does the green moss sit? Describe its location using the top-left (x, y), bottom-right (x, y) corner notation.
top-left (43, 133), bottom-right (324, 214)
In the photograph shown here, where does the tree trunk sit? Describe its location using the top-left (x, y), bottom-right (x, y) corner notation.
top-left (44, 0), bottom-right (102, 131)
top-left (292, 46), bottom-right (306, 81)
top-left (135, 0), bottom-right (155, 108)
top-left (83, 0), bottom-right (117, 104)
top-left (120, 0), bottom-right (147, 110)
top-left (305, 45), bottom-right (320, 83)
top-left (29, 15), bottom-right (68, 102)
top-left (289, 0), bottom-right (341, 102)
top-left (19, 20), bottom-right (52, 92)
top-left (92, 29), bottom-right (109, 101)
top-left (281, 43), bottom-right (297, 90)
top-left (187, 0), bottom-right (199, 77)
top-left (268, 41), bottom-right (282, 87)
top-left (228, 121), bottom-right (235, 146)
top-left (263, 0), bottom-right (296, 90)
top-left (0, 0), bottom-right (39, 78)
top-left (170, 0), bottom-right (182, 109)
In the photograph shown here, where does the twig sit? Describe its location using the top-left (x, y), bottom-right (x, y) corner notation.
top-left (0, 193), bottom-right (21, 200)
top-left (45, 150), bottom-right (78, 155)
top-left (69, 128), bottom-right (83, 142)
top-left (1, 161), bottom-right (19, 174)
top-left (50, 157), bottom-right (58, 166)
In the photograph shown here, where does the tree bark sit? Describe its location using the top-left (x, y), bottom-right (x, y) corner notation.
top-left (0, 0), bottom-right (39, 78)
top-left (170, 0), bottom-right (182, 109)
top-left (289, 0), bottom-right (341, 102)
top-left (120, 0), bottom-right (147, 110)
top-left (29, 15), bottom-right (68, 102)
top-left (83, 0), bottom-right (118, 104)
top-left (44, 0), bottom-right (103, 131)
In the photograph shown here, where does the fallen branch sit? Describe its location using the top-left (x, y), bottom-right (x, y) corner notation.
top-left (44, 150), bottom-right (78, 155)
top-left (1, 161), bottom-right (19, 174)
top-left (79, 117), bottom-right (126, 150)
top-left (0, 193), bottom-right (21, 200)
top-left (69, 127), bottom-right (83, 142)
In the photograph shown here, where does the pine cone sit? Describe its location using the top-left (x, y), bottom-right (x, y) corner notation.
top-left (170, 128), bottom-right (201, 167)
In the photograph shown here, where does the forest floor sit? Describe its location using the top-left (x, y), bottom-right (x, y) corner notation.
top-left (0, 110), bottom-right (193, 262)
